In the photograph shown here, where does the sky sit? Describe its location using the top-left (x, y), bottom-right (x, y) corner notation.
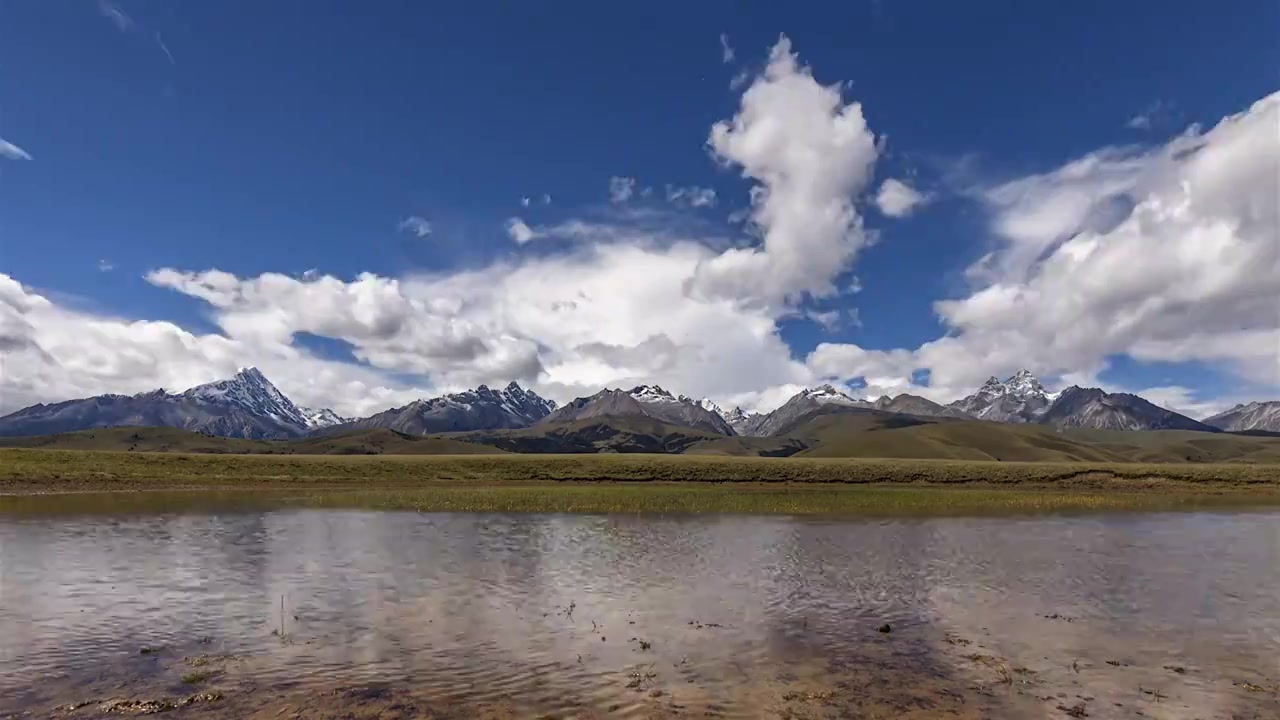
top-left (1, 1), bottom-right (1277, 420)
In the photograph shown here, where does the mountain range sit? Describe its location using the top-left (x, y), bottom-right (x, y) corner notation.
top-left (0, 368), bottom-right (347, 440)
top-left (0, 367), bottom-right (1275, 442)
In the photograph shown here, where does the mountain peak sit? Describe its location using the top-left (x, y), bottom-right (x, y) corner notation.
top-left (629, 385), bottom-right (677, 403)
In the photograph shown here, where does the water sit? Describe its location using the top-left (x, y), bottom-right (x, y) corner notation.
top-left (1, 502), bottom-right (1278, 719)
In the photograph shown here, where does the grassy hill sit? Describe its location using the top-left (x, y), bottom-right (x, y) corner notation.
top-left (781, 414), bottom-right (1280, 463)
top-left (454, 416), bottom-right (722, 454)
top-left (0, 426), bottom-right (504, 455)
top-left (3, 413), bottom-right (1280, 465)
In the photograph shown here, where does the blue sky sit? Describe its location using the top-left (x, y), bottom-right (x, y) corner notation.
top-left (1, 1), bottom-right (1277, 418)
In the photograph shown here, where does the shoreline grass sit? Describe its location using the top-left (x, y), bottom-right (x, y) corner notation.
top-left (3, 448), bottom-right (1280, 516)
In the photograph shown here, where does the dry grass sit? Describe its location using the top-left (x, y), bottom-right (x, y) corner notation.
top-left (3, 448), bottom-right (1280, 517)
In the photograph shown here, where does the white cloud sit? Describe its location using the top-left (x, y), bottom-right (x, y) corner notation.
top-left (97, 259), bottom-right (115, 272)
top-left (719, 33), bottom-right (735, 63)
top-left (1136, 385), bottom-right (1239, 421)
top-left (609, 176), bottom-right (636, 203)
top-left (520, 196), bottom-right (531, 207)
top-left (0, 138), bottom-right (31, 161)
top-left (666, 184), bottom-right (717, 208)
top-left (505, 217), bottom-right (540, 244)
top-left (809, 91), bottom-right (1280, 404)
top-left (691, 35), bottom-right (879, 308)
top-left (0, 274), bottom-right (428, 417)
top-left (1126, 114), bottom-right (1152, 130)
top-left (804, 310), bottom-right (841, 332)
top-left (139, 237), bottom-right (811, 410)
top-left (875, 178), bottom-right (930, 217)
top-left (542, 193), bottom-right (552, 205)
top-left (397, 216), bottom-right (433, 238)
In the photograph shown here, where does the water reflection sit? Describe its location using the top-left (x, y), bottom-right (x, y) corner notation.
top-left (1, 507), bottom-right (1278, 718)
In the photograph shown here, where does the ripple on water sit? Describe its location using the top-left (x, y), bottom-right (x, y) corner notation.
top-left (1, 508), bottom-right (1279, 718)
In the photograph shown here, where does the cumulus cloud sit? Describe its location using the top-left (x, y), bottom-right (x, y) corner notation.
top-left (505, 217), bottom-right (540, 244)
top-left (0, 138), bottom-right (31, 161)
top-left (666, 184), bottom-right (717, 208)
top-left (0, 274), bottom-right (428, 417)
top-left (810, 91), bottom-right (1280, 403)
top-left (139, 239), bottom-right (810, 409)
top-left (397, 216), bottom-right (433, 238)
top-left (875, 178), bottom-right (930, 217)
top-left (609, 176), bottom-right (637, 203)
top-left (691, 35), bottom-right (879, 308)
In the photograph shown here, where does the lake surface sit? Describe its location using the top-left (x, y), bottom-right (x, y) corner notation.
top-left (1, 501), bottom-right (1278, 719)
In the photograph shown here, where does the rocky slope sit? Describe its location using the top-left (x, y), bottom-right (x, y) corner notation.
top-left (541, 385), bottom-right (734, 435)
top-left (1036, 386), bottom-right (1215, 432)
top-left (1203, 401), bottom-right (1280, 432)
top-left (0, 368), bottom-right (343, 439)
top-left (743, 385), bottom-right (873, 437)
top-left (872, 394), bottom-right (973, 419)
top-left (336, 382), bottom-right (555, 435)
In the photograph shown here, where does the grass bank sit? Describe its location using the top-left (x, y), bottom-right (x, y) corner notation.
top-left (3, 448), bottom-right (1280, 515)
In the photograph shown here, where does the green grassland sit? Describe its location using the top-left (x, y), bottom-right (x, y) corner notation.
top-left (4, 421), bottom-right (1280, 516)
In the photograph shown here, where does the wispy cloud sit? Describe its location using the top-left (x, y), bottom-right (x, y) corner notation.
top-left (0, 138), bottom-right (32, 161)
top-left (542, 193), bottom-right (552, 205)
top-left (666, 184), bottom-right (717, 208)
top-left (609, 176), bottom-right (636, 203)
top-left (520, 196), bottom-right (531, 207)
top-left (97, 0), bottom-right (135, 32)
top-left (397, 216), bottom-right (433, 238)
top-left (155, 32), bottom-right (176, 65)
top-left (98, 259), bottom-right (115, 272)
top-left (719, 33), bottom-right (736, 63)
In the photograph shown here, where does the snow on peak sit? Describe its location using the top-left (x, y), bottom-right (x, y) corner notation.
top-left (723, 406), bottom-right (759, 423)
top-left (1005, 369), bottom-right (1047, 397)
top-left (182, 367), bottom-right (307, 426)
top-left (802, 384), bottom-right (861, 405)
top-left (300, 406), bottom-right (348, 429)
top-left (698, 397), bottom-right (724, 415)
top-left (629, 385), bottom-right (678, 404)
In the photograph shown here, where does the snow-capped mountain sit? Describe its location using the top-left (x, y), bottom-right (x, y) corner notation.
top-left (182, 367), bottom-right (310, 428)
top-left (0, 367), bottom-right (344, 439)
top-left (300, 406), bottom-right (349, 429)
top-left (722, 406), bottom-right (767, 435)
top-left (1203, 401), bottom-right (1280, 432)
top-left (743, 384), bottom-right (874, 437)
top-left (541, 385), bottom-right (734, 435)
top-left (338, 382), bottom-right (556, 435)
top-left (948, 369), bottom-right (1053, 423)
top-left (1037, 386), bottom-right (1213, 432)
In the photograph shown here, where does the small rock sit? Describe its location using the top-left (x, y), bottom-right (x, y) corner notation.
top-left (877, 623), bottom-right (892, 634)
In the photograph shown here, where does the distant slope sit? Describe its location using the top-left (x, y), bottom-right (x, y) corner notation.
top-left (0, 427), bottom-right (504, 455)
top-left (458, 416), bottom-right (723, 453)
top-left (1204, 401), bottom-right (1280, 432)
top-left (334, 382), bottom-right (555, 435)
top-left (0, 368), bottom-right (345, 440)
top-left (1038, 386), bottom-right (1215, 432)
top-left (541, 386), bottom-right (734, 435)
top-left (872, 394), bottom-right (973, 419)
top-left (779, 414), bottom-right (1280, 463)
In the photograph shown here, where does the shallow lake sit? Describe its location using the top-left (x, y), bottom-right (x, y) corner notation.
top-left (1, 499), bottom-right (1278, 718)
